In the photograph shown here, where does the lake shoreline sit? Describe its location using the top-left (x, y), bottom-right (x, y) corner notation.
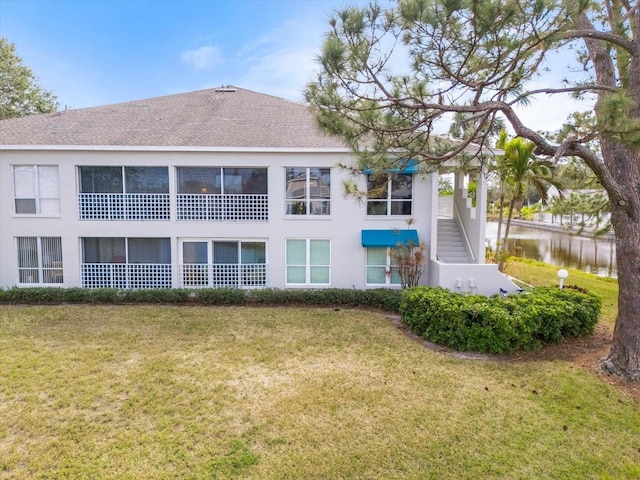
top-left (486, 221), bottom-right (617, 278)
top-left (499, 218), bottom-right (616, 240)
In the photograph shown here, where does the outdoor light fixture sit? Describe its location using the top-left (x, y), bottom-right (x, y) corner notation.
top-left (557, 269), bottom-right (569, 289)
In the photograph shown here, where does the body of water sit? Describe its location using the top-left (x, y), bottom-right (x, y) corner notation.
top-left (485, 222), bottom-right (617, 278)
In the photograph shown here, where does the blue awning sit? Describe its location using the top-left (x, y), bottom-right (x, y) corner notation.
top-left (363, 159), bottom-right (418, 175)
top-left (361, 229), bottom-right (419, 247)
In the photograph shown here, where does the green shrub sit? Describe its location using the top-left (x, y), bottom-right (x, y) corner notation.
top-left (87, 288), bottom-right (119, 303)
top-left (245, 288), bottom-right (401, 311)
top-left (116, 288), bottom-right (192, 304)
top-left (355, 289), bottom-right (402, 312)
top-left (63, 288), bottom-right (92, 303)
top-left (0, 286), bottom-right (403, 312)
top-left (195, 288), bottom-right (246, 305)
top-left (246, 288), bottom-right (297, 305)
top-left (400, 286), bottom-right (601, 354)
top-left (520, 202), bottom-right (542, 220)
top-left (1, 287), bottom-right (67, 304)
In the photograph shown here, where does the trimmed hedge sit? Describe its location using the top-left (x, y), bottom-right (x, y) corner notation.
top-left (0, 287), bottom-right (402, 312)
top-left (400, 286), bottom-right (601, 354)
top-left (0, 285), bottom-right (600, 354)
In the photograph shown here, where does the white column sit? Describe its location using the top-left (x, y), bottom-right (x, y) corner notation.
top-left (475, 166), bottom-right (488, 264)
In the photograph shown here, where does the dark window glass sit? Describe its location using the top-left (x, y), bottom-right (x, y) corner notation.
top-left (391, 174), bottom-right (412, 199)
top-left (213, 242), bottom-right (239, 264)
top-left (223, 168), bottom-right (267, 194)
top-left (286, 168), bottom-right (330, 215)
top-left (183, 242), bottom-right (208, 263)
top-left (128, 238), bottom-right (171, 263)
top-left (15, 199), bottom-right (37, 214)
top-left (125, 167), bottom-right (169, 194)
top-left (80, 167), bottom-right (123, 193)
top-left (177, 168), bottom-right (222, 194)
top-left (367, 176), bottom-right (388, 199)
top-left (241, 242), bottom-right (266, 264)
top-left (83, 238), bottom-right (126, 263)
top-left (367, 174), bottom-right (412, 215)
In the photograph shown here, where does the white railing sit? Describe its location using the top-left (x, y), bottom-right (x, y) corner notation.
top-left (177, 194), bottom-right (268, 221)
top-left (78, 193), bottom-right (170, 220)
top-left (81, 263), bottom-right (172, 289)
top-left (453, 200), bottom-right (476, 262)
top-left (180, 263), bottom-right (267, 288)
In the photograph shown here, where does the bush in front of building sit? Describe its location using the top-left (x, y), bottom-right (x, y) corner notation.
top-left (400, 286), bottom-right (602, 354)
top-left (194, 288), bottom-right (246, 305)
top-left (0, 286), bottom-right (402, 312)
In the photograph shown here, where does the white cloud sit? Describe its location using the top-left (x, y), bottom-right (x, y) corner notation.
top-left (513, 93), bottom-right (592, 134)
top-left (230, 20), bottom-right (326, 102)
top-left (181, 45), bottom-right (223, 70)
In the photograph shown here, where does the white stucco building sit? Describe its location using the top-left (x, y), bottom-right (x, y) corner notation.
top-left (0, 87), bottom-right (517, 295)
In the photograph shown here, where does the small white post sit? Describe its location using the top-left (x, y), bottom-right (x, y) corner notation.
top-left (557, 269), bottom-right (568, 289)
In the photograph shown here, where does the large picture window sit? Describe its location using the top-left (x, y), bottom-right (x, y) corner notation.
top-left (82, 237), bottom-right (170, 264)
top-left (285, 167), bottom-right (331, 215)
top-left (176, 167), bottom-right (268, 221)
top-left (177, 167), bottom-right (267, 195)
top-left (181, 240), bottom-right (267, 288)
top-left (286, 239), bottom-right (330, 285)
top-left (80, 166), bottom-right (169, 194)
top-left (367, 174), bottom-right (412, 215)
top-left (17, 237), bottom-right (63, 284)
top-left (13, 165), bottom-right (60, 215)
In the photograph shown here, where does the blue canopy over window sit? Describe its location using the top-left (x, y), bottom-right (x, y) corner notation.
top-left (361, 229), bottom-right (419, 247)
top-left (363, 159), bottom-right (418, 175)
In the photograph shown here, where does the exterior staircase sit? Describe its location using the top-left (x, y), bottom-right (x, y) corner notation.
top-left (437, 218), bottom-right (471, 263)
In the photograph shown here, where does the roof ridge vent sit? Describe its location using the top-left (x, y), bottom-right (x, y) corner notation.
top-left (215, 85), bottom-right (237, 93)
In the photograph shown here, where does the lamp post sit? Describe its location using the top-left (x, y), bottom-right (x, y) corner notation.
top-left (557, 269), bottom-right (568, 289)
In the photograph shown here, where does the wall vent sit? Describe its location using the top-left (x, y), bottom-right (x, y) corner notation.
top-left (215, 85), bottom-right (237, 93)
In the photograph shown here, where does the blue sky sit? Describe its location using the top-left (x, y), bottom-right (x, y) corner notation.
top-left (1, 0), bottom-right (372, 108)
top-left (1, 0), bottom-right (588, 131)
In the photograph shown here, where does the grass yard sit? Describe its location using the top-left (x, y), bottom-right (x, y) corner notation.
top-left (505, 258), bottom-right (620, 327)
top-left (1, 303), bottom-right (638, 479)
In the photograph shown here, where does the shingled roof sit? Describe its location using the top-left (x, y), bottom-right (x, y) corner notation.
top-left (0, 86), bottom-right (348, 149)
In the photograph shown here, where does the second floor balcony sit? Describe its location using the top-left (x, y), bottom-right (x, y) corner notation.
top-left (78, 193), bottom-right (170, 221)
top-left (177, 193), bottom-right (268, 221)
top-left (77, 193), bottom-right (268, 221)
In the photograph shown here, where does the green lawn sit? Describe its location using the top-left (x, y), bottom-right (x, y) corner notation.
top-left (1, 303), bottom-right (638, 479)
top-left (505, 257), bottom-right (620, 326)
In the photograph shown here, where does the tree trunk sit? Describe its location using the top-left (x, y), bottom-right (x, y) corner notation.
top-left (497, 184), bottom-right (505, 244)
top-left (603, 207), bottom-right (640, 380)
top-left (600, 137), bottom-right (640, 380)
top-left (576, 2), bottom-right (640, 382)
top-left (498, 198), bottom-right (516, 271)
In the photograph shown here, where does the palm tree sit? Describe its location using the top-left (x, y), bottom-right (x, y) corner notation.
top-left (497, 135), bottom-right (562, 270)
top-left (493, 131), bottom-right (511, 247)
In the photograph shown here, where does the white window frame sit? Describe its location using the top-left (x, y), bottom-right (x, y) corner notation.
top-left (12, 165), bottom-right (60, 215)
top-left (285, 167), bottom-right (331, 216)
top-left (365, 247), bottom-right (401, 286)
top-left (179, 239), bottom-right (268, 288)
top-left (285, 238), bottom-right (331, 286)
top-left (366, 173), bottom-right (413, 216)
top-left (16, 236), bottom-right (63, 285)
